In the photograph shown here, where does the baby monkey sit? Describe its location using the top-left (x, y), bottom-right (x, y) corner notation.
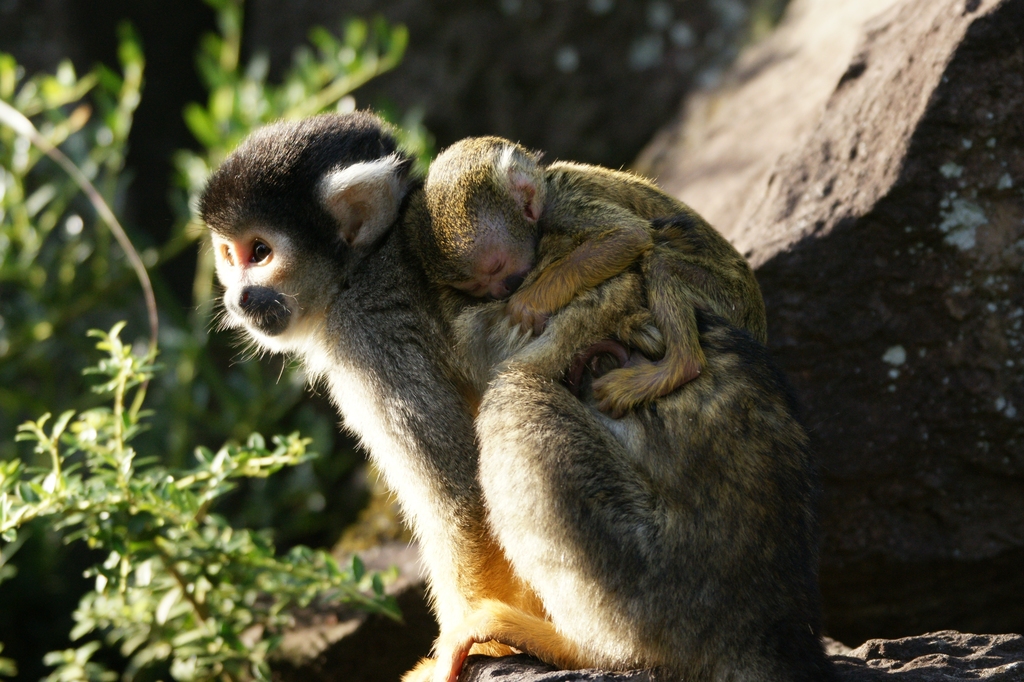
top-left (420, 136), bottom-right (767, 414)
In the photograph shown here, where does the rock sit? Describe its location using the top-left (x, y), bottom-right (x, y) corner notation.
top-left (270, 547), bottom-right (1024, 681)
top-left (460, 654), bottom-right (654, 681)
top-left (244, 0), bottom-right (783, 168)
top-left (829, 632), bottom-right (1024, 681)
top-left (636, 0), bottom-right (1024, 643)
top-left (452, 631), bottom-right (1024, 681)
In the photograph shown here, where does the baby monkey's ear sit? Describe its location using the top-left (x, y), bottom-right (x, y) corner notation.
top-left (319, 153), bottom-right (414, 247)
top-left (498, 145), bottom-right (546, 223)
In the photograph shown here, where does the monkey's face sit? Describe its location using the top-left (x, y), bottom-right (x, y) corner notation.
top-left (450, 213), bottom-right (537, 300)
top-left (426, 137), bottom-right (545, 300)
top-left (209, 224), bottom-right (336, 355)
top-left (200, 112), bottom-right (413, 357)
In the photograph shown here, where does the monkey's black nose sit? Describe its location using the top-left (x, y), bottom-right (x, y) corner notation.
top-left (502, 273), bottom-right (525, 295)
top-left (238, 285), bottom-right (291, 336)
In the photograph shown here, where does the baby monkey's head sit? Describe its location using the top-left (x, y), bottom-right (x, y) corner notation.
top-left (424, 137), bottom-right (546, 300)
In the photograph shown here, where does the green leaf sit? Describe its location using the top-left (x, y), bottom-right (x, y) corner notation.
top-left (116, 22), bottom-right (144, 70)
top-left (155, 587), bottom-right (181, 625)
top-left (51, 410), bottom-right (76, 441)
top-left (246, 432), bottom-right (266, 451)
top-left (344, 18), bottom-right (368, 48)
top-left (209, 85), bottom-right (235, 123)
top-left (0, 654), bottom-right (16, 677)
top-left (69, 617), bottom-right (97, 642)
top-left (183, 102), bottom-right (219, 148)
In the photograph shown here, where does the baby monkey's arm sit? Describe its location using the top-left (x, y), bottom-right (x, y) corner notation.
top-left (506, 204), bottom-right (652, 335)
top-left (505, 205), bottom-right (710, 417)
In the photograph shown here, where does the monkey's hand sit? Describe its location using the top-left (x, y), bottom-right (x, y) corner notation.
top-left (506, 288), bottom-right (551, 336)
top-left (593, 347), bottom-right (704, 418)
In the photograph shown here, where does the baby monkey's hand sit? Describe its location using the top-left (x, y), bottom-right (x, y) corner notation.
top-left (593, 352), bottom-right (702, 417)
top-left (506, 287), bottom-right (551, 336)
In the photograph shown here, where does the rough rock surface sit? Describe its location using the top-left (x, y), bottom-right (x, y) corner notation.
top-left (274, 622), bottom-right (1024, 679)
top-left (452, 632), bottom-right (1024, 681)
top-left (636, 0), bottom-right (1024, 643)
top-left (828, 632), bottom-right (1024, 681)
top-left (245, 0), bottom-right (781, 168)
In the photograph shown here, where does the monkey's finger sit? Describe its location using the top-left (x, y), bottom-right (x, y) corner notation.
top-left (566, 339), bottom-right (631, 397)
top-left (504, 302), bottom-right (531, 334)
top-left (597, 396), bottom-right (628, 419)
top-left (593, 379), bottom-right (641, 417)
top-left (511, 308), bottom-right (546, 336)
top-left (505, 314), bottom-right (534, 337)
top-left (432, 640), bottom-right (473, 682)
top-left (594, 354), bottom-right (703, 413)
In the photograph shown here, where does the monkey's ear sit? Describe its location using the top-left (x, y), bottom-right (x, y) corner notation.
top-left (508, 169), bottom-right (543, 223)
top-left (499, 150), bottom-right (545, 223)
top-left (319, 154), bottom-right (413, 247)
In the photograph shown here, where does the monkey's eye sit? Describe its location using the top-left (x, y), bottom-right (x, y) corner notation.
top-left (250, 240), bottom-right (272, 264)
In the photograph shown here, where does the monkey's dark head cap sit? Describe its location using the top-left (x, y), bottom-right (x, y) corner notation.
top-left (200, 111), bottom-right (408, 249)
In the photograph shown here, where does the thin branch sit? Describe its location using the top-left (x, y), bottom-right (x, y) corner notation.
top-left (0, 99), bottom-right (159, 358)
top-left (154, 536), bottom-right (212, 623)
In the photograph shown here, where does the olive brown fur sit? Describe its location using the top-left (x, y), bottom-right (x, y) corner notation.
top-left (418, 136), bottom-right (768, 416)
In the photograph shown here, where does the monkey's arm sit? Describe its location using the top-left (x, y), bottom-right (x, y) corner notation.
top-left (592, 244), bottom-right (707, 415)
top-left (507, 204), bottom-right (652, 334)
top-left (593, 217), bottom-right (768, 415)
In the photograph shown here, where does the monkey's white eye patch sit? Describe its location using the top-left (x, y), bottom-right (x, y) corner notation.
top-left (319, 153), bottom-right (408, 247)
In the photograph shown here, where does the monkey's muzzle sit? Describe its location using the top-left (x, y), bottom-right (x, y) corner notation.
top-left (238, 285), bottom-right (291, 336)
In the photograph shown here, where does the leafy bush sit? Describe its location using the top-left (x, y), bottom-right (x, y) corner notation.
top-left (2, 324), bottom-right (398, 681)
top-left (0, 25), bottom-right (146, 448)
top-left (1, 0), bottom-right (428, 519)
top-left (0, 0), bottom-right (428, 677)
